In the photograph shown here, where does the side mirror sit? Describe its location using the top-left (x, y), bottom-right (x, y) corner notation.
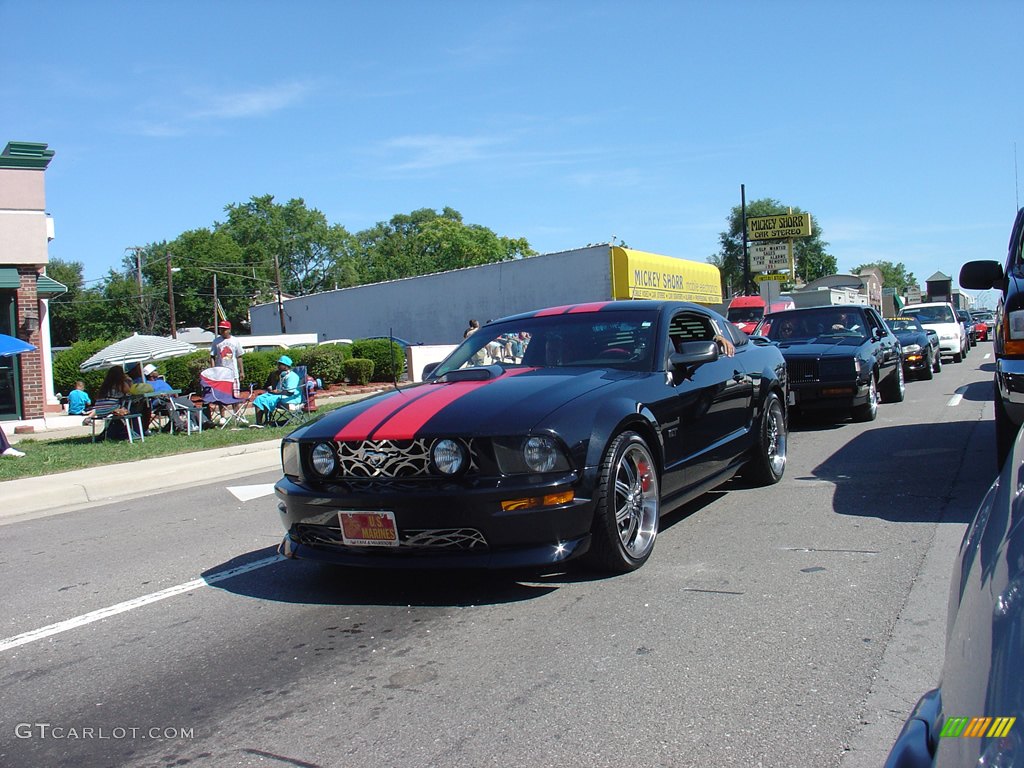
top-left (669, 341), bottom-right (720, 383)
top-left (959, 260), bottom-right (1003, 290)
top-left (872, 327), bottom-right (883, 341)
top-left (422, 362), bottom-right (439, 380)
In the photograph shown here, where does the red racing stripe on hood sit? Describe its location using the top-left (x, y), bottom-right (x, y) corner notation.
top-left (333, 386), bottom-right (435, 441)
top-left (369, 368), bottom-right (535, 440)
top-left (533, 302), bottom-right (611, 317)
top-left (568, 301), bottom-right (612, 313)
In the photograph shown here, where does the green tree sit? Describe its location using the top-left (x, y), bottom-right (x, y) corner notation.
top-left (710, 198), bottom-right (837, 294)
top-left (44, 258), bottom-right (85, 346)
top-left (851, 260), bottom-right (918, 295)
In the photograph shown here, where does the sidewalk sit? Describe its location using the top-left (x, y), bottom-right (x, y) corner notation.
top-left (0, 385), bottom-right (391, 521)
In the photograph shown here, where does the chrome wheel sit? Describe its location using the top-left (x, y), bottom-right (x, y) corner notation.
top-left (613, 442), bottom-right (659, 559)
top-left (765, 397), bottom-right (787, 477)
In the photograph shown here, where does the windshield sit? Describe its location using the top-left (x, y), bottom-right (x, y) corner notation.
top-left (758, 308), bottom-right (868, 343)
top-left (727, 307), bottom-right (763, 323)
top-left (886, 317), bottom-right (924, 333)
top-left (431, 310), bottom-right (659, 377)
top-left (903, 305), bottom-right (956, 323)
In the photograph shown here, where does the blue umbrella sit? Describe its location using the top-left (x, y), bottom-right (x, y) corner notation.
top-left (0, 333), bottom-right (36, 357)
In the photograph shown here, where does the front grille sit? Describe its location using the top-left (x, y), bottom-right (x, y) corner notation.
top-left (787, 358), bottom-right (820, 382)
top-left (295, 523), bottom-right (488, 551)
top-left (332, 438), bottom-right (480, 478)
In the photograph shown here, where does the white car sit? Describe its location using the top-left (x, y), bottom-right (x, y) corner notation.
top-left (900, 302), bottom-right (967, 362)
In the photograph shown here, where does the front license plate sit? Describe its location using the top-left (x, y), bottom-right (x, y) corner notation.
top-left (787, 390), bottom-right (796, 406)
top-left (338, 511), bottom-right (399, 547)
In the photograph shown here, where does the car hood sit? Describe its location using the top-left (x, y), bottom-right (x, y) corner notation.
top-left (775, 339), bottom-right (866, 358)
top-left (296, 367), bottom-right (630, 441)
top-left (893, 330), bottom-right (927, 346)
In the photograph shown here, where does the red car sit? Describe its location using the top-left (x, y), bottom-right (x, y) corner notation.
top-left (970, 313), bottom-right (993, 341)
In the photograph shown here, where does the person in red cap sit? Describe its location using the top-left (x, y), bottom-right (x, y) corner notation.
top-left (210, 320), bottom-right (246, 424)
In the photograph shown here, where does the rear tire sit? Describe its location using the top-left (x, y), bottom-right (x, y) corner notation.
top-left (746, 392), bottom-right (787, 485)
top-left (881, 361), bottom-right (905, 403)
top-left (588, 431), bottom-right (660, 573)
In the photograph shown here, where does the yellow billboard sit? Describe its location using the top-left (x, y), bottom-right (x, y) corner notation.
top-left (610, 247), bottom-right (722, 304)
top-left (747, 213), bottom-right (813, 240)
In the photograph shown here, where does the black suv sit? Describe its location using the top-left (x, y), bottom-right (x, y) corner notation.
top-left (960, 206), bottom-right (1024, 466)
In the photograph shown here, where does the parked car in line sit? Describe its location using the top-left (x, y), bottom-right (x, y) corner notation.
top-left (900, 302), bottom-right (968, 363)
top-left (961, 207), bottom-right (1024, 465)
top-left (886, 316), bottom-right (942, 379)
top-left (970, 310), bottom-right (994, 342)
top-left (957, 309), bottom-right (977, 348)
top-left (753, 304), bottom-right (903, 422)
top-left (726, 295), bottom-right (796, 334)
top-left (884, 428), bottom-right (1024, 768)
top-left (275, 300), bottom-right (788, 574)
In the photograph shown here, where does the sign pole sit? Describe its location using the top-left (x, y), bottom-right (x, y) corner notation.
top-left (741, 184), bottom-right (750, 295)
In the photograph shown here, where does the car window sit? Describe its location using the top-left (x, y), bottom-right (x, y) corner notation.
top-left (668, 311), bottom-right (717, 350)
top-left (760, 308), bottom-right (868, 342)
top-left (903, 305), bottom-right (955, 323)
top-left (431, 310), bottom-right (658, 376)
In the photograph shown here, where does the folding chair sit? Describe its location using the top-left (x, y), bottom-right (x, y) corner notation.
top-left (90, 397), bottom-right (145, 443)
top-left (201, 382), bottom-right (254, 429)
top-left (270, 366), bottom-right (319, 428)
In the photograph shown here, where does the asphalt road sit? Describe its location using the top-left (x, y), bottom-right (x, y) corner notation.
top-left (0, 347), bottom-right (998, 768)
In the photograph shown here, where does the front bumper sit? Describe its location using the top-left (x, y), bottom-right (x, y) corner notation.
top-left (902, 352), bottom-right (929, 373)
top-left (274, 473), bottom-right (598, 569)
top-left (789, 378), bottom-right (872, 410)
top-left (938, 338), bottom-right (961, 354)
top-left (997, 358), bottom-right (1024, 429)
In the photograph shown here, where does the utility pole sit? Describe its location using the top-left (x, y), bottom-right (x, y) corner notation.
top-left (212, 272), bottom-right (218, 329)
top-left (273, 253), bottom-right (286, 333)
top-left (166, 252), bottom-right (177, 339)
top-left (741, 184), bottom-right (751, 295)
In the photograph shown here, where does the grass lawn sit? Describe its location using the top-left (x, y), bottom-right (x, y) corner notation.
top-left (0, 402), bottom-right (348, 482)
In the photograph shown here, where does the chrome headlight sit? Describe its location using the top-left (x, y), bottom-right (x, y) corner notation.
top-left (524, 436), bottom-right (560, 472)
top-left (903, 344), bottom-right (921, 354)
top-left (431, 438), bottom-right (466, 475)
top-left (493, 435), bottom-right (571, 474)
top-left (310, 442), bottom-right (337, 476)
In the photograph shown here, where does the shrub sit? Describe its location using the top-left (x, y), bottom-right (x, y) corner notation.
top-left (240, 350), bottom-right (281, 391)
top-left (159, 351), bottom-right (211, 394)
top-left (351, 338), bottom-right (406, 382)
top-left (302, 345), bottom-right (350, 385)
top-left (52, 339), bottom-right (113, 400)
top-left (344, 358), bottom-right (375, 386)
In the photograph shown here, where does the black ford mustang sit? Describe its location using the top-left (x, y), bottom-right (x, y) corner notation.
top-left (886, 316), bottom-right (941, 380)
top-left (753, 304), bottom-right (904, 422)
top-left (274, 300), bottom-right (788, 573)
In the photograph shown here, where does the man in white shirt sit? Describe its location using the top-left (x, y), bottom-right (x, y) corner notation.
top-left (209, 320), bottom-right (247, 424)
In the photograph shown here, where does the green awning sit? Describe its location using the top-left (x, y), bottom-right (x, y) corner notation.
top-left (37, 275), bottom-right (67, 296)
top-left (0, 267), bottom-right (18, 289)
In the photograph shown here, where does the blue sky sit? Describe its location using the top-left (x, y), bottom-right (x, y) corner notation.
top-left (3, 1), bottom-right (1021, 308)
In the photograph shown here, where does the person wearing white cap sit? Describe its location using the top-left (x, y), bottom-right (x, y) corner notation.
top-left (143, 364), bottom-right (173, 393)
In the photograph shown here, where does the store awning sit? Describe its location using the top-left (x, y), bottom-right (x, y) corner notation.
top-left (0, 267), bottom-right (19, 289)
top-left (37, 275), bottom-right (67, 296)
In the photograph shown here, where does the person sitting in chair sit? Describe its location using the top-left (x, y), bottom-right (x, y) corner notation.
top-left (253, 355), bottom-right (301, 427)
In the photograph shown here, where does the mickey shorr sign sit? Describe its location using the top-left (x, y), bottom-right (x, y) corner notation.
top-left (746, 213), bottom-right (813, 240)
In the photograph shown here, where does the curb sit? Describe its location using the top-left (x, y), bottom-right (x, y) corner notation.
top-left (1, 439), bottom-right (283, 521)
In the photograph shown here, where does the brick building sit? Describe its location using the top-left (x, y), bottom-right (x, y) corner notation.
top-left (1, 141), bottom-right (65, 421)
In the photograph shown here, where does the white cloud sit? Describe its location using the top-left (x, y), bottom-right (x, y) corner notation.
top-left (186, 81), bottom-right (314, 120)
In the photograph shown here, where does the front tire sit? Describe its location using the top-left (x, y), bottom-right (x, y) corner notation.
top-left (922, 353), bottom-right (934, 380)
top-left (852, 375), bottom-right (878, 422)
top-left (588, 431), bottom-right (660, 573)
top-left (746, 392), bottom-right (787, 485)
top-left (932, 351), bottom-right (942, 374)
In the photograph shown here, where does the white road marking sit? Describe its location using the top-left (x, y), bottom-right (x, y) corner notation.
top-left (0, 555), bottom-right (284, 653)
top-left (985, 353), bottom-right (991, 360)
top-left (227, 483), bottom-right (277, 502)
top-left (947, 394), bottom-right (963, 407)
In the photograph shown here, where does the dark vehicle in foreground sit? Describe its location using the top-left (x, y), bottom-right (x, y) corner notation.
top-left (886, 316), bottom-right (942, 379)
top-left (961, 206), bottom-right (1024, 465)
top-left (753, 304), bottom-right (903, 422)
top-left (884, 430), bottom-right (1024, 768)
top-left (275, 301), bottom-right (788, 573)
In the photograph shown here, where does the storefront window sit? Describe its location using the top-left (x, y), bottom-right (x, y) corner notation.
top-left (0, 293), bottom-right (20, 419)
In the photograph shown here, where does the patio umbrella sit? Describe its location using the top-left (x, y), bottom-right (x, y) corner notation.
top-left (79, 333), bottom-right (198, 372)
top-left (0, 333), bottom-right (36, 357)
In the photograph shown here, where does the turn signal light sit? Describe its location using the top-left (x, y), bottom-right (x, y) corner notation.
top-left (501, 491), bottom-right (575, 511)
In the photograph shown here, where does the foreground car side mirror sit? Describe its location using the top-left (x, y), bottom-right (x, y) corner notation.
top-left (422, 362), bottom-right (440, 380)
top-left (669, 341), bottom-right (719, 383)
top-left (959, 260), bottom-right (1004, 290)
